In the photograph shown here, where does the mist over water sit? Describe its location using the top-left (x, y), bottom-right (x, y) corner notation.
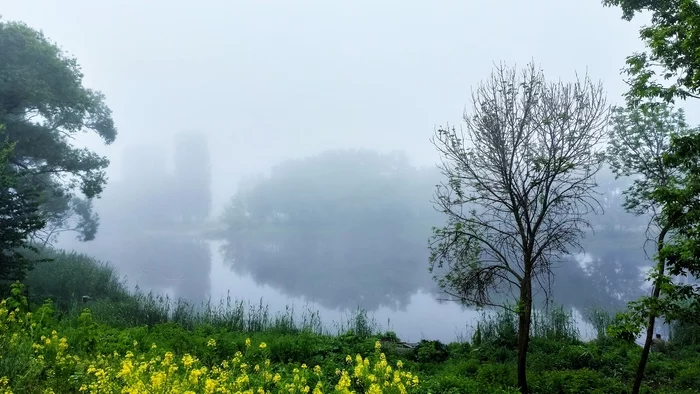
top-left (52, 136), bottom-right (635, 344)
top-left (7, 0), bottom-right (690, 346)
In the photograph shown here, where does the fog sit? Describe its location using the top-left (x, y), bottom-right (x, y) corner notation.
top-left (4, 0), bottom-right (696, 343)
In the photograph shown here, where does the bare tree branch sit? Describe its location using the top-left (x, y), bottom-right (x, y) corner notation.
top-left (428, 61), bottom-right (608, 393)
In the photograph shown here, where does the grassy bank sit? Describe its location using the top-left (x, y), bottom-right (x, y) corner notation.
top-left (0, 249), bottom-right (698, 393)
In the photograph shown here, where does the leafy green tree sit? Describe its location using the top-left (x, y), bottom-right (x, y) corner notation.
top-left (619, 132), bottom-right (700, 392)
top-left (429, 62), bottom-right (609, 394)
top-left (0, 19), bottom-right (117, 243)
top-left (0, 127), bottom-right (47, 282)
top-left (603, 0), bottom-right (700, 105)
top-left (606, 103), bottom-right (697, 393)
top-left (604, 2), bottom-right (700, 390)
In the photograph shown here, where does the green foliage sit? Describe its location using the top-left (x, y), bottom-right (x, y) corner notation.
top-left (0, 303), bottom-right (421, 393)
top-left (22, 249), bottom-right (129, 310)
top-left (585, 306), bottom-right (616, 341)
top-left (472, 305), bottom-right (580, 352)
top-left (603, 0), bottom-right (700, 105)
top-left (607, 104), bottom-right (695, 216)
top-left (650, 132), bottom-right (700, 315)
top-left (611, 132), bottom-right (700, 342)
top-left (412, 340), bottom-right (450, 364)
top-left (531, 306), bottom-right (580, 343)
top-left (668, 319), bottom-right (700, 349)
top-left (0, 19), bottom-right (117, 243)
top-left (429, 62), bottom-right (608, 392)
top-left (607, 311), bottom-right (644, 343)
top-left (530, 368), bottom-right (628, 394)
top-left (0, 128), bottom-right (46, 282)
top-left (472, 310), bottom-right (519, 349)
top-left (605, 100), bottom-right (700, 393)
top-left (1, 258), bottom-right (699, 393)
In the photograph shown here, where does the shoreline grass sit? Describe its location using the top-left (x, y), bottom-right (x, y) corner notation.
top-left (1, 247), bottom-right (699, 393)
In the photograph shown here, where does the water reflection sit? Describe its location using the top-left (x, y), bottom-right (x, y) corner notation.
top-left (219, 150), bottom-right (446, 311)
top-left (208, 241), bottom-right (599, 343)
top-left (54, 146), bottom-right (649, 343)
top-left (56, 136), bottom-right (215, 305)
top-left (210, 241), bottom-right (479, 342)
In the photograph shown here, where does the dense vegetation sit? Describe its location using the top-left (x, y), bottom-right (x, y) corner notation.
top-left (0, 255), bottom-right (698, 393)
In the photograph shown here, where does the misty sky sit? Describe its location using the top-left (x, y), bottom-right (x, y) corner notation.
top-left (1, 0), bottom-right (688, 216)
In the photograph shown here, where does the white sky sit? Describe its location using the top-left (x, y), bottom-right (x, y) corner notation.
top-left (2, 0), bottom-right (693, 214)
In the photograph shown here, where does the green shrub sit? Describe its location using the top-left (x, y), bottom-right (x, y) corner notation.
top-left (669, 319), bottom-right (700, 348)
top-left (554, 344), bottom-right (598, 370)
top-left (530, 368), bottom-right (628, 393)
top-left (475, 362), bottom-right (517, 388)
top-left (413, 340), bottom-right (450, 363)
top-left (23, 249), bottom-right (130, 312)
top-left (11, 249), bottom-right (700, 394)
top-left (446, 341), bottom-right (471, 359)
top-left (675, 364), bottom-right (700, 390)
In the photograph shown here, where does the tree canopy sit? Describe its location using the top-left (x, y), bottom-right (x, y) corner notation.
top-left (0, 19), bottom-right (117, 243)
top-left (603, 0), bottom-right (700, 104)
top-left (603, 99), bottom-right (700, 394)
top-left (609, 126), bottom-right (700, 393)
top-left (602, 1), bottom-right (700, 390)
top-left (220, 149), bottom-right (444, 311)
top-left (653, 133), bottom-right (700, 320)
top-left (429, 62), bottom-right (609, 393)
top-left (0, 127), bottom-right (46, 282)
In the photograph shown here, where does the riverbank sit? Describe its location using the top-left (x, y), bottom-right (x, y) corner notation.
top-left (2, 248), bottom-right (698, 393)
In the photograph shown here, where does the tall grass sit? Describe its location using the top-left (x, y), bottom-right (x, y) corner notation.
top-left (22, 247), bottom-right (379, 338)
top-left (531, 305), bottom-right (579, 342)
top-left (22, 248), bottom-right (133, 311)
top-left (472, 309), bottom-right (518, 348)
top-left (472, 303), bottom-right (580, 347)
top-left (584, 306), bottom-right (615, 340)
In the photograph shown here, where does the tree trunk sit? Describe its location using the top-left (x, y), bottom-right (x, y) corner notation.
top-left (632, 228), bottom-right (669, 394)
top-left (631, 260), bottom-right (664, 394)
top-left (517, 273), bottom-right (533, 394)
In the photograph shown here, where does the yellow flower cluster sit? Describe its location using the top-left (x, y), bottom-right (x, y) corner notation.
top-left (0, 297), bottom-right (420, 393)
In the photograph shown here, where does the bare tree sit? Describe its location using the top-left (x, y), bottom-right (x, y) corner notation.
top-left (428, 62), bottom-right (608, 393)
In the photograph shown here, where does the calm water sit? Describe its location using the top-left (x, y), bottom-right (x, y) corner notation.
top-left (59, 235), bottom-right (598, 343)
top-left (201, 241), bottom-right (596, 343)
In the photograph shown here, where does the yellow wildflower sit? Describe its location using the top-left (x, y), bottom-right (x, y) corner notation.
top-left (182, 354), bottom-right (195, 368)
top-left (150, 371), bottom-right (166, 389)
top-left (117, 359), bottom-right (133, 377)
